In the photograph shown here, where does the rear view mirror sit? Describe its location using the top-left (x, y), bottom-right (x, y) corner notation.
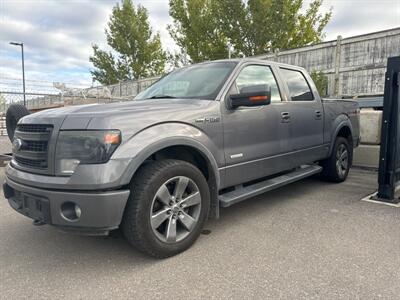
top-left (229, 84), bottom-right (271, 109)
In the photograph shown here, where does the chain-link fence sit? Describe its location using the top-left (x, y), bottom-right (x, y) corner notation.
top-left (0, 91), bottom-right (124, 114)
top-left (106, 76), bottom-right (160, 98)
top-left (0, 92), bottom-right (61, 113)
top-left (0, 76), bottom-right (159, 114)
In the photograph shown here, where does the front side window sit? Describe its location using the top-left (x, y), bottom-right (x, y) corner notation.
top-left (232, 65), bottom-right (281, 102)
top-left (135, 62), bottom-right (237, 101)
top-left (280, 68), bottom-right (314, 101)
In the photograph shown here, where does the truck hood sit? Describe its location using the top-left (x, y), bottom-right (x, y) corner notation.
top-left (21, 98), bottom-right (219, 139)
top-left (27, 98), bottom-right (208, 116)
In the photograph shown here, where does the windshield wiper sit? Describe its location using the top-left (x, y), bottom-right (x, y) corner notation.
top-left (146, 95), bottom-right (177, 99)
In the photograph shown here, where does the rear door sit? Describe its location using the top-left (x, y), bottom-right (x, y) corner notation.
top-left (278, 68), bottom-right (324, 153)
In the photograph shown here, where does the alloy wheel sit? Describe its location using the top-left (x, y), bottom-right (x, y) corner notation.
top-left (150, 176), bottom-right (202, 243)
top-left (336, 144), bottom-right (349, 178)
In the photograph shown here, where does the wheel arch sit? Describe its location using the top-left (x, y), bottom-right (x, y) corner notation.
top-left (329, 117), bottom-right (354, 159)
top-left (119, 138), bottom-right (221, 219)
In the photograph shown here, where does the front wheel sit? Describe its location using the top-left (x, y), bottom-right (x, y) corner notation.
top-left (121, 159), bottom-right (210, 258)
top-left (320, 137), bottom-right (352, 182)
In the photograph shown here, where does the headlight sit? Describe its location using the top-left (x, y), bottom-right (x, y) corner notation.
top-left (55, 130), bottom-right (121, 175)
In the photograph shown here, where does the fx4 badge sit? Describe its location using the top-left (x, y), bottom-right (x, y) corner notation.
top-left (195, 117), bottom-right (220, 123)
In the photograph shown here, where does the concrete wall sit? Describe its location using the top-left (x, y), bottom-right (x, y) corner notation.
top-left (360, 109), bottom-right (382, 145)
top-left (354, 109), bottom-right (382, 169)
top-left (353, 144), bottom-right (380, 169)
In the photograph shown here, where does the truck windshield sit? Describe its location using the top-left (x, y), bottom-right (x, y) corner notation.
top-left (135, 62), bottom-right (237, 101)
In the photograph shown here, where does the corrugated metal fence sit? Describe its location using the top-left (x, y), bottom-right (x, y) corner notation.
top-left (254, 27), bottom-right (400, 97)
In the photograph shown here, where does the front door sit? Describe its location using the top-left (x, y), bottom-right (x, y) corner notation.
top-left (221, 64), bottom-right (292, 188)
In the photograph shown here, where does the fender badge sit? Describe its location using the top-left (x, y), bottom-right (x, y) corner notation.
top-left (195, 117), bottom-right (220, 123)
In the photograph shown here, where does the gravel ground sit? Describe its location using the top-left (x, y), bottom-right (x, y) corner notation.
top-left (1, 167), bottom-right (400, 299)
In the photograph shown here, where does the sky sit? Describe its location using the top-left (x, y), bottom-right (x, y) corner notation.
top-left (0, 0), bottom-right (399, 92)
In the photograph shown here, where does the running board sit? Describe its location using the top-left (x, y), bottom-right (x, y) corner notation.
top-left (219, 165), bottom-right (322, 207)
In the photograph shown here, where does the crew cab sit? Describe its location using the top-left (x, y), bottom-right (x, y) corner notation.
top-left (3, 59), bottom-right (360, 258)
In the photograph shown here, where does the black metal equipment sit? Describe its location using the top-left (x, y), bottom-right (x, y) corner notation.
top-left (376, 56), bottom-right (400, 203)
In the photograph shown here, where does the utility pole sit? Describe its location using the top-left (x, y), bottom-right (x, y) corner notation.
top-left (10, 42), bottom-right (26, 107)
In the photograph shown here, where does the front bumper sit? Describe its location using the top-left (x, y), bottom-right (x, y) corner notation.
top-left (6, 159), bottom-right (132, 191)
top-left (3, 176), bottom-right (130, 234)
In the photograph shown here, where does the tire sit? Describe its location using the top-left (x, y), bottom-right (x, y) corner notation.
top-left (6, 104), bottom-right (30, 142)
top-left (320, 137), bottom-right (352, 182)
top-left (121, 159), bottom-right (210, 258)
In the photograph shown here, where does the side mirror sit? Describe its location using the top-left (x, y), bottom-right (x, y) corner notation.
top-left (229, 84), bottom-right (271, 109)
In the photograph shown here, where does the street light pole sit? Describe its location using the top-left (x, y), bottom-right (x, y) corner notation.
top-left (10, 42), bottom-right (26, 107)
top-left (21, 43), bottom-right (26, 107)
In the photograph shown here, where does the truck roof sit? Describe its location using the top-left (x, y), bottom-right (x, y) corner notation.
top-left (198, 58), bottom-right (306, 72)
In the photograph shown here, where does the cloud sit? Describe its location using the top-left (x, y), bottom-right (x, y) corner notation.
top-left (312, 0), bottom-right (400, 40)
top-left (0, 0), bottom-right (177, 87)
top-left (0, 0), bottom-right (399, 89)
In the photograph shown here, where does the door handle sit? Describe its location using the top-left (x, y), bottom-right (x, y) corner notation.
top-left (281, 112), bottom-right (291, 122)
top-left (315, 110), bottom-right (322, 119)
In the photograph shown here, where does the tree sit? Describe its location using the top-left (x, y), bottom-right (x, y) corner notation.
top-left (310, 70), bottom-right (328, 96)
top-left (168, 0), bottom-right (332, 61)
top-left (168, 0), bottom-right (229, 64)
top-left (90, 0), bottom-right (167, 85)
top-left (264, 0), bottom-right (332, 53)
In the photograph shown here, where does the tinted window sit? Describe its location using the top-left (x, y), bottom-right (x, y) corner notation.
top-left (234, 65), bottom-right (281, 102)
top-left (280, 68), bottom-right (314, 101)
top-left (136, 62), bottom-right (237, 100)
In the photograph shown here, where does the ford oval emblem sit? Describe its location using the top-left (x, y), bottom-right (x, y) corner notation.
top-left (12, 138), bottom-right (23, 151)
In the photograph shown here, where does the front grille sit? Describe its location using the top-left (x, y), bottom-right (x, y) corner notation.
top-left (20, 140), bottom-right (48, 152)
top-left (13, 124), bottom-right (53, 170)
top-left (17, 124), bottom-right (52, 133)
top-left (14, 156), bottom-right (47, 168)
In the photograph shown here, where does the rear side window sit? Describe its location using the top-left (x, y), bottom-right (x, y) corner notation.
top-left (280, 68), bottom-right (314, 101)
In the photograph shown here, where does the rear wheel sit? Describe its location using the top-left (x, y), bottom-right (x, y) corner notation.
top-left (121, 159), bottom-right (210, 258)
top-left (320, 137), bottom-right (351, 182)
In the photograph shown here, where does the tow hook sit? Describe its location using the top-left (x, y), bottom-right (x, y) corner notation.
top-left (33, 220), bottom-right (46, 226)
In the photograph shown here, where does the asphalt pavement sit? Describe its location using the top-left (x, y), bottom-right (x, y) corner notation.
top-left (1, 167), bottom-right (400, 299)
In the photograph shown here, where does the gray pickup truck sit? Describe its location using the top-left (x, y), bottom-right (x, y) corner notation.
top-left (3, 59), bottom-right (359, 258)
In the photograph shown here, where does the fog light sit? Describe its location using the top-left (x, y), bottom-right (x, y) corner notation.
top-left (61, 202), bottom-right (81, 222)
top-left (58, 159), bottom-right (80, 175)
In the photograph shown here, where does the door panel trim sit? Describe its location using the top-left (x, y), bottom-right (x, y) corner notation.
top-left (220, 144), bottom-right (329, 189)
top-left (219, 144), bottom-right (330, 171)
